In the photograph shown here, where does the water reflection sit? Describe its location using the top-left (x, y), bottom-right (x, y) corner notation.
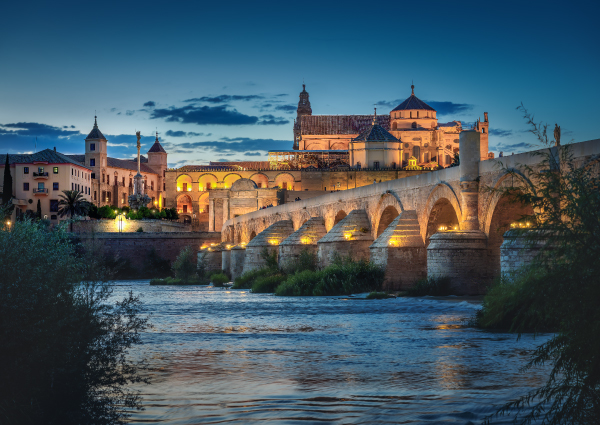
top-left (111, 281), bottom-right (551, 424)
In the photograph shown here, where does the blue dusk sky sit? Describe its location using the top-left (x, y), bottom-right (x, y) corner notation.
top-left (1, 0), bottom-right (598, 168)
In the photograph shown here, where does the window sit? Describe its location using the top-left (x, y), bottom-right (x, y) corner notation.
top-left (53, 182), bottom-right (59, 191)
top-left (90, 143), bottom-right (95, 151)
top-left (411, 122), bottom-right (417, 129)
top-left (107, 175), bottom-right (110, 185)
top-left (72, 169), bottom-right (74, 176)
top-left (91, 173), bottom-right (95, 179)
top-left (102, 174), bottom-right (105, 183)
top-left (53, 167), bottom-right (58, 174)
top-left (90, 158), bottom-right (95, 166)
top-left (151, 181), bottom-right (154, 191)
top-left (152, 197), bottom-right (155, 205)
top-left (23, 182), bottom-right (29, 191)
top-left (122, 177), bottom-right (125, 186)
top-left (94, 191), bottom-right (97, 201)
top-left (417, 111), bottom-right (419, 118)
top-left (374, 161), bottom-right (380, 169)
top-left (106, 192), bottom-right (111, 203)
top-left (38, 166), bottom-right (44, 174)
top-left (38, 182), bottom-right (44, 190)
top-left (183, 204), bottom-right (188, 213)
top-left (50, 200), bottom-right (59, 212)
top-left (72, 183), bottom-right (74, 190)
top-left (51, 215), bottom-right (57, 220)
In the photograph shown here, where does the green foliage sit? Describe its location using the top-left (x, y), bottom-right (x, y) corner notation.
top-left (142, 248), bottom-right (171, 278)
top-left (135, 226), bottom-right (144, 232)
top-left (58, 190), bottom-right (91, 231)
top-left (260, 247), bottom-right (278, 269)
top-left (2, 153), bottom-right (13, 206)
top-left (232, 267), bottom-right (272, 289)
top-left (121, 205), bottom-right (130, 213)
top-left (478, 106), bottom-right (600, 424)
top-left (0, 219), bottom-right (149, 424)
top-left (406, 276), bottom-right (453, 296)
top-left (172, 246), bottom-right (197, 281)
top-left (251, 273), bottom-right (286, 293)
top-left (282, 248), bottom-right (318, 274)
top-left (36, 199), bottom-right (42, 219)
top-left (210, 272), bottom-right (230, 287)
top-left (149, 276), bottom-right (204, 285)
top-left (97, 205), bottom-right (116, 219)
top-left (366, 291), bottom-right (395, 299)
top-left (88, 203), bottom-right (100, 219)
top-left (275, 258), bottom-right (384, 296)
top-left (164, 208), bottom-right (179, 221)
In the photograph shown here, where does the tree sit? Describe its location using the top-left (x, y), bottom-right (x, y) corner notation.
top-left (0, 217), bottom-right (150, 424)
top-left (57, 190), bottom-right (90, 231)
top-left (2, 153), bottom-right (13, 208)
top-left (36, 199), bottom-right (42, 220)
top-left (479, 105), bottom-right (600, 424)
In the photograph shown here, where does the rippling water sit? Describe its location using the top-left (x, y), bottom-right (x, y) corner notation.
top-left (111, 281), bottom-right (551, 424)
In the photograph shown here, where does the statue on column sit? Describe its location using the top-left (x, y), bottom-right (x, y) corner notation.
top-left (128, 131), bottom-right (151, 210)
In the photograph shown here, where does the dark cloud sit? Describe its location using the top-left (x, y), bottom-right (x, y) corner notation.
top-left (489, 142), bottom-right (531, 154)
top-left (125, 110), bottom-right (135, 116)
top-left (258, 115), bottom-right (289, 125)
top-left (273, 104), bottom-right (296, 114)
top-left (184, 95), bottom-right (264, 103)
top-left (143, 101), bottom-right (156, 108)
top-left (165, 130), bottom-right (187, 137)
top-left (150, 104), bottom-right (259, 125)
top-left (0, 122), bottom-right (80, 138)
top-left (374, 99), bottom-right (473, 116)
top-left (170, 136), bottom-right (289, 153)
top-left (489, 128), bottom-right (513, 137)
top-left (110, 108), bottom-right (118, 112)
top-left (244, 152), bottom-right (263, 156)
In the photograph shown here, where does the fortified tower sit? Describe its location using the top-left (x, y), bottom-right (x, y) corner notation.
top-left (147, 131), bottom-right (168, 193)
top-left (293, 84), bottom-right (312, 150)
top-left (84, 116), bottom-right (107, 179)
top-left (475, 112), bottom-right (490, 160)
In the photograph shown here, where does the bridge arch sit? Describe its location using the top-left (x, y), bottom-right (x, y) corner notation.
top-left (372, 191), bottom-right (405, 238)
top-left (423, 183), bottom-right (462, 244)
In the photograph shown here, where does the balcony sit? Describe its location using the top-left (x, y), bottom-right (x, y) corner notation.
top-left (33, 188), bottom-right (48, 195)
top-left (33, 172), bottom-right (49, 179)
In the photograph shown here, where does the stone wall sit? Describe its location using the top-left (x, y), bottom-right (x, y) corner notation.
top-left (317, 210), bottom-right (373, 267)
top-left (73, 219), bottom-right (190, 233)
top-left (76, 232), bottom-right (221, 270)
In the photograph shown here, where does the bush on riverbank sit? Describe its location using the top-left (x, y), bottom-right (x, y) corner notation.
top-left (406, 276), bottom-right (453, 296)
top-left (366, 291), bottom-right (395, 299)
top-left (211, 272), bottom-right (230, 287)
top-left (251, 273), bottom-right (287, 293)
top-left (232, 267), bottom-right (272, 289)
top-left (0, 213), bottom-right (149, 424)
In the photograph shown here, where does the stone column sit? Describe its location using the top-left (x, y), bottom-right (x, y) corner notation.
top-left (208, 199), bottom-right (215, 232)
top-left (222, 198), bottom-right (229, 230)
top-left (459, 130), bottom-right (481, 230)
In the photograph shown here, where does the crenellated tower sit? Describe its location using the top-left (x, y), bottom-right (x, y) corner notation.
top-left (293, 84), bottom-right (312, 150)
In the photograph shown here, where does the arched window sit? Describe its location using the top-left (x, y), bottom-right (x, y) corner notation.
top-left (392, 162), bottom-right (397, 169)
top-left (410, 111), bottom-right (413, 118)
top-left (411, 122), bottom-right (417, 129)
top-left (356, 161), bottom-right (361, 169)
top-left (417, 111), bottom-right (419, 118)
top-left (482, 128), bottom-right (486, 133)
top-left (392, 122), bottom-right (397, 130)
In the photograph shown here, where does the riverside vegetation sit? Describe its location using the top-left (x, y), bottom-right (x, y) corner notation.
top-left (473, 107), bottom-right (600, 424)
top-left (230, 248), bottom-right (385, 296)
top-left (0, 208), bottom-right (150, 425)
top-left (150, 246), bottom-right (230, 286)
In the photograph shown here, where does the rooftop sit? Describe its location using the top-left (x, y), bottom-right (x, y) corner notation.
top-left (392, 85), bottom-right (435, 112)
top-left (3, 149), bottom-right (91, 169)
top-left (301, 115), bottom-right (390, 135)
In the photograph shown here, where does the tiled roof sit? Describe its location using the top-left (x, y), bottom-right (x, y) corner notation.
top-left (177, 165), bottom-right (240, 172)
top-left (148, 135), bottom-right (167, 153)
top-left (86, 117), bottom-right (106, 140)
top-left (301, 115), bottom-right (390, 135)
top-left (3, 149), bottom-right (91, 169)
top-left (209, 161), bottom-right (270, 169)
top-left (67, 154), bottom-right (85, 164)
top-left (352, 119), bottom-right (399, 143)
top-left (107, 157), bottom-right (158, 174)
top-left (392, 95), bottom-right (435, 112)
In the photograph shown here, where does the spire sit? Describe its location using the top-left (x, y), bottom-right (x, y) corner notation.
top-left (156, 130), bottom-right (159, 141)
top-left (372, 107), bottom-right (378, 125)
top-left (94, 115), bottom-right (98, 127)
top-left (411, 83), bottom-right (414, 96)
top-left (86, 115), bottom-right (106, 140)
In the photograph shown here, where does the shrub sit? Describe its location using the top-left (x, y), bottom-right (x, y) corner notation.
top-left (0, 218), bottom-right (149, 424)
top-left (150, 276), bottom-right (203, 285)
top-left (97, 205), bottom-right (116, 219)
top-left (406, 276), bottom-right (453, 296)
top-left (251, 273), bottom-right (286, 293)
top-left (275, 269), bottom-right (324, 296)
top-left (211, 272), bottom-right (230, 287)
top-left (135, 226), bottom-right (144, 232)
top-left (232, 267), bottom-right (272, 289)
top-left (282, 248), bottom-right (318, 275)
top-left (143, 248), bottom-right (171, 279)
top-left (260, 247), bottom-right (278, 269)
top-left (366, 291), bottom-right (395, 299)
top-left (172, 246), bottom-right (197, 281)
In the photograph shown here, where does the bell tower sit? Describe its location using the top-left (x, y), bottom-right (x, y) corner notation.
top-left (84, 116), bottom-right (107, 179)
top-left (293, 84), bottom-right (312, 150)
top-left (475, 112), bottom-right (489, 160)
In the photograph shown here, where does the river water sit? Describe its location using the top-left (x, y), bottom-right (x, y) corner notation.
top-left (111, 280), bottom-right (551, 425)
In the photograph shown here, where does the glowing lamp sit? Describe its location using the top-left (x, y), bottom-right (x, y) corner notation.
top-left (300, 236), bottom-right (312, 245)
top-left (438, 225), bottom-right (447, 231)
top-left (343, 232), bottom-right (352, 240)
top-left (388, 239), bottom-right (398, 246)
top-left (268, 239), bottom-right (279, 245)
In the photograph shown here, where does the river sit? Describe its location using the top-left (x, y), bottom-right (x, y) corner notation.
top-left (111, 280), bottom-right (551, 424)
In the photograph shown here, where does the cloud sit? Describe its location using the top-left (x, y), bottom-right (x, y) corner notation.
top-left (143, 101), bottom-right (156, 108)
top-left (125, 110), bottom-right (135, 116)
top-left (258, 114), bottom-right (290, 125)
top-left (489, 128), bottom-right (514, 137)
top-left (374, 99), bottom-right (473, 116)
top-left (489, 141), bottom-right (531, 154)
top-left (184, 95), bottom-right (264, 103)
top-left (0, 122), bottom-right (81, 138)
top-left (165, 130), bottom-right (209, 137)
top-left (244, 152), bottom-right (263, 156)
top-left (110, 108), bottom-right (118, 113)
top-left (168, 136), bottom-right (290, 154)
top-left (150, 104), bottom-right (259, 125)
top-left (273, 104), bottom-right (296, 114)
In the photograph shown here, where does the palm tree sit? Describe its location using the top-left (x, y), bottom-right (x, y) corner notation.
top-left (58, 190), bottom-right (90, 231)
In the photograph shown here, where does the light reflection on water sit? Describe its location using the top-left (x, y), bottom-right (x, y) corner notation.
top-left (111, 281), bottom-right (551, 424)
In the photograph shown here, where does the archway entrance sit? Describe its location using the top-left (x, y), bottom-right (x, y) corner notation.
top-left (249, 230), bottom-right (256, 241)
top-left (487, 194), bottom-right (534, 278)
top-left (333, 210), bottom-right (347, 227)
top-left (377, 206), bottom-right (400, 237)
top-left (426, 198), bottom-right (459, 246)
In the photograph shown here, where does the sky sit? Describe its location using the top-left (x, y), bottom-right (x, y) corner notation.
top-left (1, 0), bottom-right (598, 168)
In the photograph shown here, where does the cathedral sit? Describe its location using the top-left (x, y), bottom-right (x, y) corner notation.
top-left (292, 84), bottom-right (490, 168)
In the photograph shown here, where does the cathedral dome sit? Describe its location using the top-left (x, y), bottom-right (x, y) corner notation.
top-left (352, 112), bottom-right (398, 143)
top-left (392, 85), bottom-right (435, 112)
top-left (85, 116), bottom-right (106, 140)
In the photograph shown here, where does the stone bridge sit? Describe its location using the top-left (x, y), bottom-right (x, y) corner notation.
top-left (219, 134), bottom-right (600, 294)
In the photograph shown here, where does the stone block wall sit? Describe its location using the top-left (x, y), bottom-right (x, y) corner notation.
top-left (75, 232), bottom-right (221, 270)
top-left (427, 230), bottom-right (490, 295)
top-left (242, 220), bottom-right (295, 274)
top-left (230, 247), bottom-right (246, 280)
top-left (73, 219), bottom-right (191, 233)
top-left (317, 210), bottom-right (373, 267)
top-left (278, 217), bottom-right (327, 270)
top-left (500, 230), bottom-right (550, 277)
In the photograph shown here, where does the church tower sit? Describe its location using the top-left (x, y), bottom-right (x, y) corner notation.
top-left (84, 116), bottom-right (107, 179)
top-left (147, 131), bottom-right (168, 203)
top-left (293, 84), bottom-right (312, 150)
top-left (475, 112), bottom-right (489, 160)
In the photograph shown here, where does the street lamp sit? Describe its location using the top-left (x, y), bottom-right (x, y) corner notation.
top-left (118, 213), bottom-right (123, 233)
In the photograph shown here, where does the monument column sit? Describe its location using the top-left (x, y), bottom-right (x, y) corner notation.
top-left (208, 199), bottom-right (215, 232)
top-left (222, 198), bottom-right (230, 231)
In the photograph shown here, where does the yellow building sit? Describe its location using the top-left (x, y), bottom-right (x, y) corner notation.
top-left (0, 148), bottom-right (93, 222)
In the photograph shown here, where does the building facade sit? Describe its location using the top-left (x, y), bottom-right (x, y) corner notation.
top-left (0, 149), bottom-right (93, 222)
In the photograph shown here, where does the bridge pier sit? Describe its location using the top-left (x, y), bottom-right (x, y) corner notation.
top-left (221, 247), bottom-right (231, 278)
top-left (370, 210), bottom-right (426, 291)
top-left (199, 245), bottom-right (223, 274)
top-left (427, 230), bottom-right (490, 295)
top-left (230, 245), bottom-right (246, 281)
top-left (317, 209), bottom-right (373, 267)
top-left (500, 229), bottom-right (550, 277)
top-left (242, 220), bottom-right (295, 274)
top-left (278, 217), bottom-right (327, 271)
